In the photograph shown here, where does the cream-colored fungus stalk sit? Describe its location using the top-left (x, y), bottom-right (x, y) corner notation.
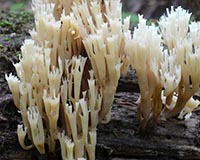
top-left (58, 132), bottom-right (75, 160)
top-left (27, 106), bottom-right (45, 154)
top-left (178, 97), bottom-right (200, 119)
top-left (72, 0), bottom-right (130, 123)
top-left (6, 42), bottom-right (101, 159)
top-left (87, 70), bottom-right (102, 129)
top-left (159, 6), bottom-right (191, 49)
top-left (125, 15), bottom-right (163, 129)
top-left (60, 56), bottom-right (101, 159)
top-left (126, 7), bottom-right (200, 129)
top-left (43, 89), bottom-right (60, 152)
top-left (5, 73), bottom-right (20, 108)
top-left (17, 125), bottom-right (33, 150)
top-left (159, 7), bottom-right (200, 119)
top-left (6, 0), bottom-right (113, 159)
top-left (31, 0), bottom-right (83, 66)
top-left (86, 131), bottom-right (97, 160)
top-left (160, 50), bottom-right (181, 109)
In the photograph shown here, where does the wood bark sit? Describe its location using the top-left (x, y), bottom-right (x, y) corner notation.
top-left (1, 80), bottom-right (200, 159)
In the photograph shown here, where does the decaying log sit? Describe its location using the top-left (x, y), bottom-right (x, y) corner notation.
top-left (1, 86), bottom-right (200, 159)
top-left (97, 91), bottom-right (200, 159)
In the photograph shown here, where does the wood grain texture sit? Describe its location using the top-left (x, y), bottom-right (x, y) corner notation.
top-left (97, 91), bottom-right (200, 159)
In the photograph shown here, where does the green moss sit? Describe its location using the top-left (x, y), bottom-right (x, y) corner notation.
top-left (4, 37), bottom-right (10, 41)
top-left (16, 52), bottom-right (22, 59)
top-left (122, 12), bottom-right (158, 27)
top-left (122, 12), bottom-right (139, 26)
top-left (0, 10), bottom-right (34, 64)
top-left (0, 20), bottom-right (12, 27)
top-left (0, 10), bottom-right (33, 34)
top-left (10, 2), bottom-right (25, 11)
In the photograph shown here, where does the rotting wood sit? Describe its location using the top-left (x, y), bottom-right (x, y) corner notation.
top-left (97, 92), bottom-right (200, 160)
top-left (1, 89), bottom-right (200, 159)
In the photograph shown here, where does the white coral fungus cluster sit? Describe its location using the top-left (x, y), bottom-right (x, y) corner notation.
top-left (6, 0), bottom-right (129, 159)
top-left (125, 7), bottom-right (200, 129)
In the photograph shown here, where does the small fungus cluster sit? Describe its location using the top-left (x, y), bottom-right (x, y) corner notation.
top-left (5, 0), bottom-right (200, 159)
top-left (125, 7), bottom-right (200, 129)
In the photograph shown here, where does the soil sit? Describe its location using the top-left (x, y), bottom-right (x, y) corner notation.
top-left (1, 1), bottom-right (200, 160)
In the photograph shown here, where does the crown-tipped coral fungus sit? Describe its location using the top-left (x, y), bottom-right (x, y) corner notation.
top-left (125, 7), bottom-right (200, 130)
top-left (6, 0), bottom-right (129, 159)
